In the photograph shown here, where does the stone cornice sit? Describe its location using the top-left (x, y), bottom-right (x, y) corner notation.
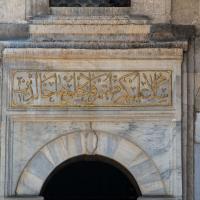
top-left (3, 48), bottom-right (183, 60)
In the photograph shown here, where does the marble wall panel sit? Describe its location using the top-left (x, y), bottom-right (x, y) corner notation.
top-left (5, 119), bottom-right (181, 197)
top-left (3, 48), bottom-right (182, 118)
top-left (0, 48), bottom-right (183, 199)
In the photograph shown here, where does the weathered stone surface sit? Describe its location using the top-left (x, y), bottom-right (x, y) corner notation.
top-left (131, 0), bottom-right (171, 23)
top-left (26, 0), bottom-right (49, 19)
top-left (195, 144), bottom-right (200, 200)
top-left (29, 22), bottom-right (150, 42)
top-left (0, 0), bottom-right (26, 23)
top-left (150, 25), bottom-right (195, 42)
top-left (0, 24), bottom-right (29, 40)
top-left (172, 0), bottom-right (199, 25)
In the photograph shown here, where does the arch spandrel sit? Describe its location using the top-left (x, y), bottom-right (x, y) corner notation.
top-left (16, 131), bottom-right (166, 196)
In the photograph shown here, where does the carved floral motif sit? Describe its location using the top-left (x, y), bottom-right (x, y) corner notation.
top-left (11, 70), bottom-right (172, 108)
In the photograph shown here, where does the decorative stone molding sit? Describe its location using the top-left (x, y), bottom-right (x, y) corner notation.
top-left (3, 48), bottom-right (182, 60)
top-left (16, 132), bottom-right (166, 196)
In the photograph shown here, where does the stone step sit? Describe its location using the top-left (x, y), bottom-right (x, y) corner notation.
top-left (29, 16), bottom-right (151, 42)
top-left (30, 15), bottom-right (150, 25)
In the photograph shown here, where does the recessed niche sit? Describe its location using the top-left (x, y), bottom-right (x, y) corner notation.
top-left (50, 0), bottom-right (131, 7)
top-left (40, 155), bottom-right (141, 200)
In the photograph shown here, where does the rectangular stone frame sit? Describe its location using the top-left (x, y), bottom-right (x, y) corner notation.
top-left (0, 48), bottom-right (183, 199)
top-left (25, 0), bottom-right (171, 23)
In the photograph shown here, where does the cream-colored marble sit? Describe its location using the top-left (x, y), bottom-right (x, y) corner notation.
top-left (1, 48), bottom-right (183, 199)
top-left (3, 48), bottom-right (182, 118)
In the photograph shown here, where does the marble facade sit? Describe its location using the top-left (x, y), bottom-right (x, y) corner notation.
top-left (0, 47), bottom-right (183, 199)
top-left (0, 0), bottom-right (196, 200)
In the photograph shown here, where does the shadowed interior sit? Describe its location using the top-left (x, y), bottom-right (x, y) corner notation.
top-left (40, 155), bottom-right (141, 200)
top-left (49, 0), bottom-right (131, 7)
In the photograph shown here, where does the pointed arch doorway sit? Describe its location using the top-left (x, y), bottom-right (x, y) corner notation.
top-left (40, 155), bottom-right (141, 200)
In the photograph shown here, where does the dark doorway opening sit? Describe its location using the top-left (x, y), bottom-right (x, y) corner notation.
top-left (49, 0), bottom-right (131, 7)
top-left (40, 155), bottom-right (141, 200)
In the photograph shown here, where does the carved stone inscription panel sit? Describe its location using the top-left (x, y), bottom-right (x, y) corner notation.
top-left (11, 70), bottom-right (172, 108)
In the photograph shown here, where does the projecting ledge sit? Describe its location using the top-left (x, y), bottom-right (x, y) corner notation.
top-left (0, 198), bottom-right (43, 200)
top-left (138, 197), bottom-right (181, 200)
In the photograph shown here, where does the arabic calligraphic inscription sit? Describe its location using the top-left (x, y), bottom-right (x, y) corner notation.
top-left (11, 70), bottom-right (172, 108)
